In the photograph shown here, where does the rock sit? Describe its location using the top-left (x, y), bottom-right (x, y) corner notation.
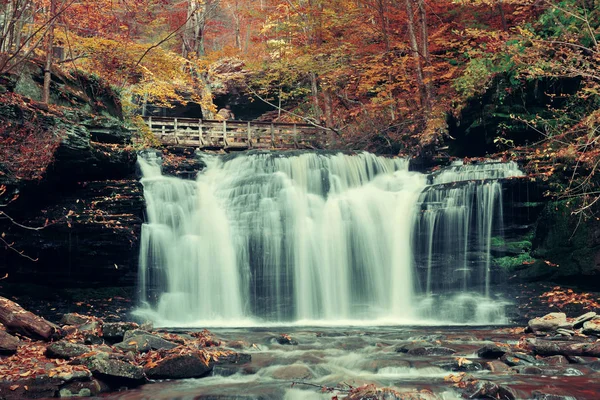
top-left (556, 328), bottom-right (574, 337)
top-left (58, 378), bottom-right (108, 398)
top-left (407, 346), bottom-right (456, 356)
top-left (214, 352), bottom-right (252, 365)
top-left (512, 365), bottom-right (544, 374)
top-left (276, 334), bottom-right (298, 345)
top-left (528, 313), bottom-right (567, 334)
top-left (582, 319), bottom-right (600, 335)
top-left (114, 333), bottom-right (178, 353)
top-left (144, 353), bottom-right (214, 379)
top-left (573, 312), bottom-right (597, 329)
top-left (433, 359), bottom-right (482, 372)
top-left (102, 322), bottom-right (139, 342)
top-left (122, 329), bottom-right (151, 341)
top-left (532, 392), bottom-right (576, 400)
top-left (566, 355), bottom-right (598, 364)
top-left (0, 330), bottom-right (20, 354)
top-left (60, 314), bottom-right (91, 326)
top-left (544, 355), bottom-right (569, 366)
top-left (78, 321), bottom-right (101, 333)
top-left (462, 379), bottom-right (516, 400)
top-left (527, 338), bottom-right (587, 357)
top-left (0, 296), bottom-right (60, 340)
top-left (484, 360), bottom-right (511, 373)
top-left (83, 334), bottom-right (104, 345)
top-left (77, 352), bottom-right (145, 385)
top-left (48, 368), bottom-right (92, 383)
top-left (395, 341), bottom-right (429, 353)
top-left (477, 343), bottom-right (509, 359)
top-left (46, 341), bottom-right (91, 359)
top-left (227, 340), bottom-right (251, 349)
top-left (500, 352), bottom-right (538, 366)
top-left (58, 387), bottom-right (92, 398)
top-left (272, 364), bottom-right (314, 380)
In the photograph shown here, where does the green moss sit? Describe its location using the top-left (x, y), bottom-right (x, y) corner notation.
top-left (495, 253), bottom-right (535, 270)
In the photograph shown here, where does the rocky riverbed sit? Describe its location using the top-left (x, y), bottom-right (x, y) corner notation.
top-left (2, 293), bottom-right (600, 399)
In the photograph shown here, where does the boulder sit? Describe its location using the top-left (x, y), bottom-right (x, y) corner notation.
top-left (433, 359), bottom-right (482, 372)
top-left (477, 343), bottom-right (509, 359)
top-left (484, 360), bottom-right (511, 373)
top-left (0, 330), bottom-right (20, 355)
top-left (114, 334), bottom-right (178, 353)
top-left (276, 334), bottom-right (298, 345)
top-left (272, 364), bottom-right (314, 380)
top-left (461, 379), bottom-right (516, 400)
top-left (527, 339), bottom-right (588, 357)
top-left (77, 352), bottom-right (145, 385)
top-left (543, 355), bottom-right (569, 366)
top-left (395, 341), bottom-right (430, 353)
top-left (46, 341), bottom-right (91, 359)
top-left (528, 313), bottom-right (567, 334)
top-left (407, 346), bottom-right (457, 356)
top-left (582, 319), bottom-right (600, 335)
top-left (144, 353), bottom-right (214, 379)
top-left (500, 352), bottom-right (538, 367)
top-left (573, 312), bottom-right (597, 329)
top-left (0, 296), bottom-right (60, 340)
top-left (101, 322), bottom-right (138, 342)
top-left (60, 314), bottom-right (91, 326)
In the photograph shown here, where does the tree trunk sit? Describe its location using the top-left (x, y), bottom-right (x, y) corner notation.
top-left (403, 0), bottom-right (428, 111)
top-left (42, 0), bottom-right (56, 104)
top-left (0, 296), bottom-right (59, 341)
top-left (416, 0), bottom-right (433, 111)
top-left (310, 72), bottom-right (321, 120)
top-left (497, 0), bottom-right (508, 31)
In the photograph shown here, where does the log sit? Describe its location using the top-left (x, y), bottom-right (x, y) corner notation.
top-left (0, 296), bottom-right (59, 341)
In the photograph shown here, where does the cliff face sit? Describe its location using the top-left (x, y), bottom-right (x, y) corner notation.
top-left (0, 63), bottom-right (143, 288)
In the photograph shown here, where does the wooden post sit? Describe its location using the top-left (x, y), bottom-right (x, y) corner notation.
top-left (198, 119), bottom-right (203, 147)
top-left (293, 124), bottom-right (298, 148)
top-left (270, 123), bottom-right (275, 147)
top-left (174, 118), bottom-right (178, 144)
top-left (247, 121), bottom-right (252, 148)
top-left (147, 116), bottom-right (152, 129)
top-left (223, 120), bottom-right (228, 146)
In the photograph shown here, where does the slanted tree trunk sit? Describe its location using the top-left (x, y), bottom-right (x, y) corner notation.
top-left (42, 0), bottom-right (56, 104)
top-left (0, 296), bottom-right (59, 341)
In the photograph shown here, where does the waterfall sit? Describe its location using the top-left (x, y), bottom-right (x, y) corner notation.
top-left (137, 153), bottom-right (523, 326)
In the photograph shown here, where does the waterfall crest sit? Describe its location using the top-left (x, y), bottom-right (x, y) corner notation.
top-left (137, 153), bottom-right (523, 326)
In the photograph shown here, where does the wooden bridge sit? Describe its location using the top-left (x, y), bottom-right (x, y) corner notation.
top-left (143, 117), bottom-right (329, 150)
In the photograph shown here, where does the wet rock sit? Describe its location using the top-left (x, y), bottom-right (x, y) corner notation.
top-left (565, 355), bottom-right (597, 364)
top-left (58, 378), bottom-right (109, 398)
top-left (477, 343), bottom-right (509, 359)
top-left (462, 379), bottom-right (516, 400)
top-left (395, 341), bottom-right (429, 353)
top-left (528, 313), bottom-right (567, 334)
top-left (500, 352), bottom-right (538, 366)
top-left (227, 340), bottom-right (251, 349)
top-left (0, 330), bottom-right (20, 354)
top-left (46, 341), bottom-right (91, 359)
top-left (214, 352), bottom-right (252, 365)
top-left (114, 333), bottom-right (178, 353)
top-left (144, 353), bottom-right (214, 379)
top-left (543, 355), bottom-right (569, 366)
top-left (276, 334), bottom-right (298, 345)
top-left (573, 312), bottom-right (597, 329)
top-left (77, 352), bottom-right (145, 385)
top-left (60, 314), bottom-right (90, 326)
top-left (484, 360), bottom-right (511, 373)
top-left (556, 328), bottom-right (574, 337)
top-left (49, 368), bottom-right (92, 383)
top-left (585, 361), bottom-right (600, 371)
top-left (407, 346), bottom-right (456, 356)
top-left (582, 319), bottom-right (600, 335)
top-left (513, 365), bottom-right (544, 374)
top-left (532, 392), bottom-right (576, 400)
top-left (0, 375), bottom-right (64, 400)
top-left (101, 322), bottom-right (138, 342)
top-left (433, 359), bottom-right (482, 372)
top-left (527, 338), bottom-right (587, 357)
top-left (271, 364), bottom-right (314, 380)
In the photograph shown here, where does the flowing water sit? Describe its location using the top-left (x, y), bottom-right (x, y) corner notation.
top-left (136, 152), bottom-right (523, 327)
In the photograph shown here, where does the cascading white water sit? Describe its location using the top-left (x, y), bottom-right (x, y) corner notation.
top-left (137, 153), bottom-right (524, 326)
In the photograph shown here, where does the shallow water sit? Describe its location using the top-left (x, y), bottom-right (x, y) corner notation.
top-left (99, 326), bottom-right (600, 400)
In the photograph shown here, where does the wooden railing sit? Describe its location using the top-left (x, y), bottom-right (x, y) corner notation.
top-left (143, 117), bottom-right (328, 150)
